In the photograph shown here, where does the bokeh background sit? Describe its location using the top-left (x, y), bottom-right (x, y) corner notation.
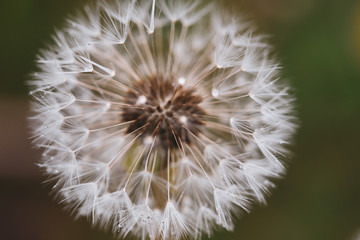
top-left (0, 0), bottom-right (359, 239)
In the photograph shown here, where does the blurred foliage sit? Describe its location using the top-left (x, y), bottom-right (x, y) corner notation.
top-left (0, 0), bottom-right (89, 95)
top-left (0, 0), bottom-right (359, 239)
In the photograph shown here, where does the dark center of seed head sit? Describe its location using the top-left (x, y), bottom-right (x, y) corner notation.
top-left (121, 76), bottom-right (205, 150)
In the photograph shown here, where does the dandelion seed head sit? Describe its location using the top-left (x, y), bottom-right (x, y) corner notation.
top-left (29, 0), bottom-right (297, 239)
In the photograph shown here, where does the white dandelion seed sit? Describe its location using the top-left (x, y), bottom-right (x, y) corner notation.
top-left (29, 0), bottom-right (297, 239)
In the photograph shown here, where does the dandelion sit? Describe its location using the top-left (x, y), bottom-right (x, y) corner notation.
top-left (29, 0), bottom-right (297, 239)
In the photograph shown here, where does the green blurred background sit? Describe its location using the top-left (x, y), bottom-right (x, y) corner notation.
top-left (0, 0), bottom-right (359, 239)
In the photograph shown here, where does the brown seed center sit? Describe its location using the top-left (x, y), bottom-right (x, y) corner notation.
top-left (121, 75), bottom-right (205, 150)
